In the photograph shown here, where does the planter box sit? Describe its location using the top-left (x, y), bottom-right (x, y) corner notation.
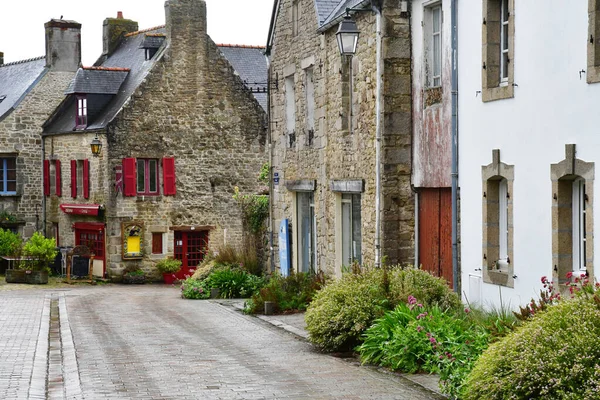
top-left (163, 273), bottom-right (177, 285)
top-left (5, 270), bottom-right (49, 284)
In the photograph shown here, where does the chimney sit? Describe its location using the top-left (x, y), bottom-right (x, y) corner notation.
top-left (102, 12), bottom-right (138, 57)
top-left (166, 0), bottom-right (207, 57)
top-left (44, 19), bottom-right (82, 72)
top-left (0, 52), bottom-right (3, 66)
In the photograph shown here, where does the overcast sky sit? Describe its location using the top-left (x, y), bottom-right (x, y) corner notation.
top-left (0, 0), bottom-right (273, 66)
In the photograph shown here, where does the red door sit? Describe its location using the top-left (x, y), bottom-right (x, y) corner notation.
top-left (418, 188), bottom-right (453, 288)
top-left (174, 231), bottom-right (208, 277)
top-left (74, 222), bottom-right (105, 277)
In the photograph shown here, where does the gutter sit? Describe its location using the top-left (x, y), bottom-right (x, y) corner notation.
top-left (451, 0), bottom-right (460, 292)
top-left (265, 0), bottom-right (281, 56)
top-left (374, 6), bottom-right (382, 267)
top-left (267, 56), bottom-right (275, 273)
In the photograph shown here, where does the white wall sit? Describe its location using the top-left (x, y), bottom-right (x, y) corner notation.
top-left (458, 1), bottom-right (600, 309)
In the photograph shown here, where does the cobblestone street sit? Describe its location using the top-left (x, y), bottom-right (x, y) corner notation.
top-left (0, 285), bottom-right (443, 399)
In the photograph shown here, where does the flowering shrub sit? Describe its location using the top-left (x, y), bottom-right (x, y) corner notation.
top-left (358, 297), bottom-right (490, 398)
top-left (387, 268), bottom-right (462, 312)
top-left (180, 277), bottom-right (210, 299)
top-left (463, 295), bottom-right (600, 400)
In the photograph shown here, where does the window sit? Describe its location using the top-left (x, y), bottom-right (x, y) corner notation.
top-left (572, 178), bottom-right (587, 274)
top-left (71, 159), bottom-right (89, 199)
top-left (145, 48), bottom-right (158, 61)
top-left (136, 159), bottom-right (158, 195)
top-left (46, 160), bottom-right (61, 196)
top-left (482, 0), bottom-right (514, 101)
top-left (76, 95), bottom-right (87, 128)
top-left (152, 232), bottom-right (164, 254)
top-left (425, 4), bottom-right (442, 88)
top-left (297, 192), bottom-right (316, 273)
top-left (341, 193), bottom-right (362, 267)
top-left (551, 144), bottom-right (594, 286)
top-left (588, 0), bottom-right (600, 83)
top-left (305, 68), bottom-right (315, 145)
top-left (285, 75), bottom-right (296, 147)
top-left (482, 149), bottom-right (514, 287)
top-left (0, 157), bottom-right (16, 194)
top-left (292, 0), bottom-right (299, 37)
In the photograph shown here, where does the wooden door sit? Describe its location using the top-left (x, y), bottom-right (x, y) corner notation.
top-left (418, 188), bottom-right (453, 288)
top-left (74, 222), bottom-right (105, 277)
top-left (174, 231), bottom-right (208, 268)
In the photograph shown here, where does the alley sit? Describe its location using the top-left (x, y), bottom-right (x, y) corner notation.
top-left (0, 285), bottom-right (442, 399)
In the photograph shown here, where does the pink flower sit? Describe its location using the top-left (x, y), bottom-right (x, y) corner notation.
top-left (407, 295), bottom-right (417, 305)
top-left (566, 271), bottom-right (573, 279)
top-left (429, 336), bottom-right (437, 345)
top-left (416, 326), bottom-right (423, 332)
top-left (464, 308), bottom-right (471, 314)
top-left (541, 276), bottom-right (547, 283)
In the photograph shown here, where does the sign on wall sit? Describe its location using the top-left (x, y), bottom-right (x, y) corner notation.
top-left (279, 219), bottom-right (290, 277)
top-left (122, 221), bottom-right (144, 260)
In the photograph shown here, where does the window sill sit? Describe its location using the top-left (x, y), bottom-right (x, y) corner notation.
top-left (483, 268), bottom-right (515, 288)
top-left (587, 65), bottom-right (600, 84)
top-left (482, 84), bottom-right (514, 103)
top-left (0, 193), bottom-right (20, 198)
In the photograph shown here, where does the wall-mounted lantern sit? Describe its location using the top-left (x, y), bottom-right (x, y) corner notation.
top-left (90, 135), bottom-right (102, 157)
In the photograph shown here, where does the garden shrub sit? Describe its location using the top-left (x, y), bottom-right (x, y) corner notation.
top-left (191, 260), bottom-right (221, 281)
top-left (387, 267), bottom-right (462, 311)
top-left (305, 270), bottom-right (389, 352)
top-left (245, 272), bottom-right (327, 314)
top-left (463, 296), bottom-right (600, 400)
top-left (0, 228), bottom-right (21, 257)
top-left (20, 232), bottom-right (57, 271)
top-left (180, 277), bottom-right (210, 299)
top-left (202, 269), bottom-right (266, 299)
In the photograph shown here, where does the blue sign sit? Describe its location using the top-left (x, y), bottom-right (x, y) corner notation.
top-left (278, 219), bottom-right (290, 277)
top-left (274, 172), bottom-right (280, 185)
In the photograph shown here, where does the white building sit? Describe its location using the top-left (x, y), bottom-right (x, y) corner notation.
top-left (459, 0), bottom-right (600, 308)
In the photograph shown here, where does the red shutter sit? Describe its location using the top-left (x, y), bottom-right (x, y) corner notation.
top-left (83, 159), bottom-right (90, 199)
top-left (123, 158), bottom-right (137, 197)
top-left (71, 160), bottom-right (77, 198)
top-left (163, 157), bottom-right (176, 196)
top-left (43, 160), bottom-right (50, 196)
top-left (55, 160), bottom-right (62, 197)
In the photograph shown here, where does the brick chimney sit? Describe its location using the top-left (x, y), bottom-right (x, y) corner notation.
top-left (165, 0), bottom-right (207, 58)
top-left (102, 12), bottom-right (138, 57)
top-left (0, 52), bottom-right (3, 66)
top-left (44, 19), bottom-right (82, 72)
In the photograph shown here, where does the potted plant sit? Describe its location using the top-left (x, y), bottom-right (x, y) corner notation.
top-left (123, 265), bottom-right (146, 284)
top-left (156, 257), bottom-right (182, 284)
top-left (6, 232), bottom-right (56, 284)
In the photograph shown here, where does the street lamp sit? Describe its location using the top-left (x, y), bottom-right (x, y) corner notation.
top-left (336, 14), bottom-right (360, 56)
top-left (90, 135), bottom-right (102, 157)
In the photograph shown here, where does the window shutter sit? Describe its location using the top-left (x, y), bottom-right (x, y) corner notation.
top-left (83, 159), bottom-right (90, 199)
top-left (43, 160), bottom-right (50, 196)
top-left (163, 157), bottom-right (176, 196)
top-left (123, 158), bottom-right (137, 197)
top-left (55, 160), bottom-right (62, 197)
top-left (71, 160), bottom-right (77, 198)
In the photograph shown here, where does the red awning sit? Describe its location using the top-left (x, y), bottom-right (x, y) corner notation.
top-left (59, 204), bottom-right (103, 216)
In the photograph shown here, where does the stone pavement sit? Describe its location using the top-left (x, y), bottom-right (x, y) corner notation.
top-left (0, 284), bottom-right (445, 399)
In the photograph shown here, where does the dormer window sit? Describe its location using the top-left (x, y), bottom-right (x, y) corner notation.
top-left (145, 48), bottom-right (158, 61)
top-left (76, 95), bottom-right (87, 128)
top-left (140, 34), bottom-right (165, 61)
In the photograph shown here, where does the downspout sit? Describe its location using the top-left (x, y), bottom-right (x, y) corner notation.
top-left (41, 135), bottom-right (47, 236)
top-left (374, 6), bottom-right (383, 268)
top-left (451, 0), bottom-right (459, 292)
top-left (266, 55), bottom-right (275, 273)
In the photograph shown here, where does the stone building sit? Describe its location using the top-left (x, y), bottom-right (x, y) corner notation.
top-left (266, 0), bottom-right (414, 277)
top-left (0, 19), bottom-right (81, 238)
top-left (42, 0), bottom-right (267, 278)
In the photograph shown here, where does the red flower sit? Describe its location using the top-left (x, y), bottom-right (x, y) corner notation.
top-left (566, 271), bottom-right (573, 279)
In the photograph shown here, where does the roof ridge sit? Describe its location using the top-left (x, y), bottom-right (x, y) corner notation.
top-left (124, 25), bottom-right (166, 37)
top-left (82, 66), bottom-right (130, 72)
top-left (0, 56), bottom-right (45, 68)
top-left (217, 44), bottom-right (265, 49)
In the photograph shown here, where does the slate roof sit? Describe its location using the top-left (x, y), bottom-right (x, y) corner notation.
top-left (314, 0), bottom-right (342, 26)
top-left (218, 45), bottom-right (268, 111)
top-left (0, 57), bottom-right (46, 120)
top-left (319, 0), bottom-right (370, 32)
top-left (140, 34), bottom-right (166, 49)
top-left (65, 67), bottom-right (130, 95)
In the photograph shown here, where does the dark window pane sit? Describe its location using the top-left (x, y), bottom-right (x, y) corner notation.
top-left (137, 160), bottom-right (145, 192)
top-left (149, 160), bottom-right (157, 192)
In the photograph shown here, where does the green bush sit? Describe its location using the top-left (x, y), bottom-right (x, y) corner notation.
top-left (305, 270), bottom-right (389, 352)
top-left (203, 269), bottom-right (266, 299)
top-left (20, 232), bottom-right (57, 271)
top-left (155, 257), bottom-right (182, 274)
top-left (305, 267), bottom-right (460, 352)
top-left (0, 228), bottom-right (22, 257)
top-left (245, 272), bottom-right (327, 314)
top-left (463, 296), bottom-right (600, 400)
top-left (180, 277), bottom-right (210, 299)
top-left (191, 259), bottom-right (221, 281)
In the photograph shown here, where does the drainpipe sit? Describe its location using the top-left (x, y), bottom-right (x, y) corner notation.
top-left (451, 0), bottom-right (459, 292)
top-left (266, 55), bottom-right (275, 273)
top-left (41, 136), bottom-right (47, 236)
top-left (374, 6), bottom-right (383, 268)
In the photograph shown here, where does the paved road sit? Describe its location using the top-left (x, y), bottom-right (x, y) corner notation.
top-left (1, 285), bottom-right (443, 399)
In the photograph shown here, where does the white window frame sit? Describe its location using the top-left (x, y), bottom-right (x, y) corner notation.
top-left (285, 76), bottom-right (296, 135)
top-left (305, 68), bottom-right (315, 134)
top-left (296, 192), bottom-right (316, 273)
top-left (76, 160), bottom-right (84, 197)
top-left (498, 178), bottom-right (508, 261)
top-left (341, 193), bottom-right (361, 267)
top-left (431, 4), bottom-right (442, 88)
top-left (572, 178), bottom-right (587, 273)
top-left (500, 0), bottom-right (509, 85)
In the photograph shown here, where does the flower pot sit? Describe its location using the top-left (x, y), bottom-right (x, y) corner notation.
top-left (162, 273), bottom-right (177, 285)
top-left (175, 267), bottom-right (196, 280)
top-left (5, 269), bottom-right (49, 284)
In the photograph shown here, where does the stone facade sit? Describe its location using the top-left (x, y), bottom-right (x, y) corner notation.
top-left (0, 20), bottom-right (81, 238)
top-left (43, 1), bottom-right (267, 279)
top-left (268, 0), bottom-right (414, 277)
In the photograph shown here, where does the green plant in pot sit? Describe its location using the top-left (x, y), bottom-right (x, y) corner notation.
top-left (6, 232), bottom-right (56, 284)
top-left (123, 264), bottom-right (146, 284)
top-left (156, 257), bottom-right (182, 284)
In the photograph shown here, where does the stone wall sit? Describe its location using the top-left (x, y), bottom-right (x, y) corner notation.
top-left (269, 0), bottom-right (414, 277)
top-left (0, 70), bottom-right (76, 238)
